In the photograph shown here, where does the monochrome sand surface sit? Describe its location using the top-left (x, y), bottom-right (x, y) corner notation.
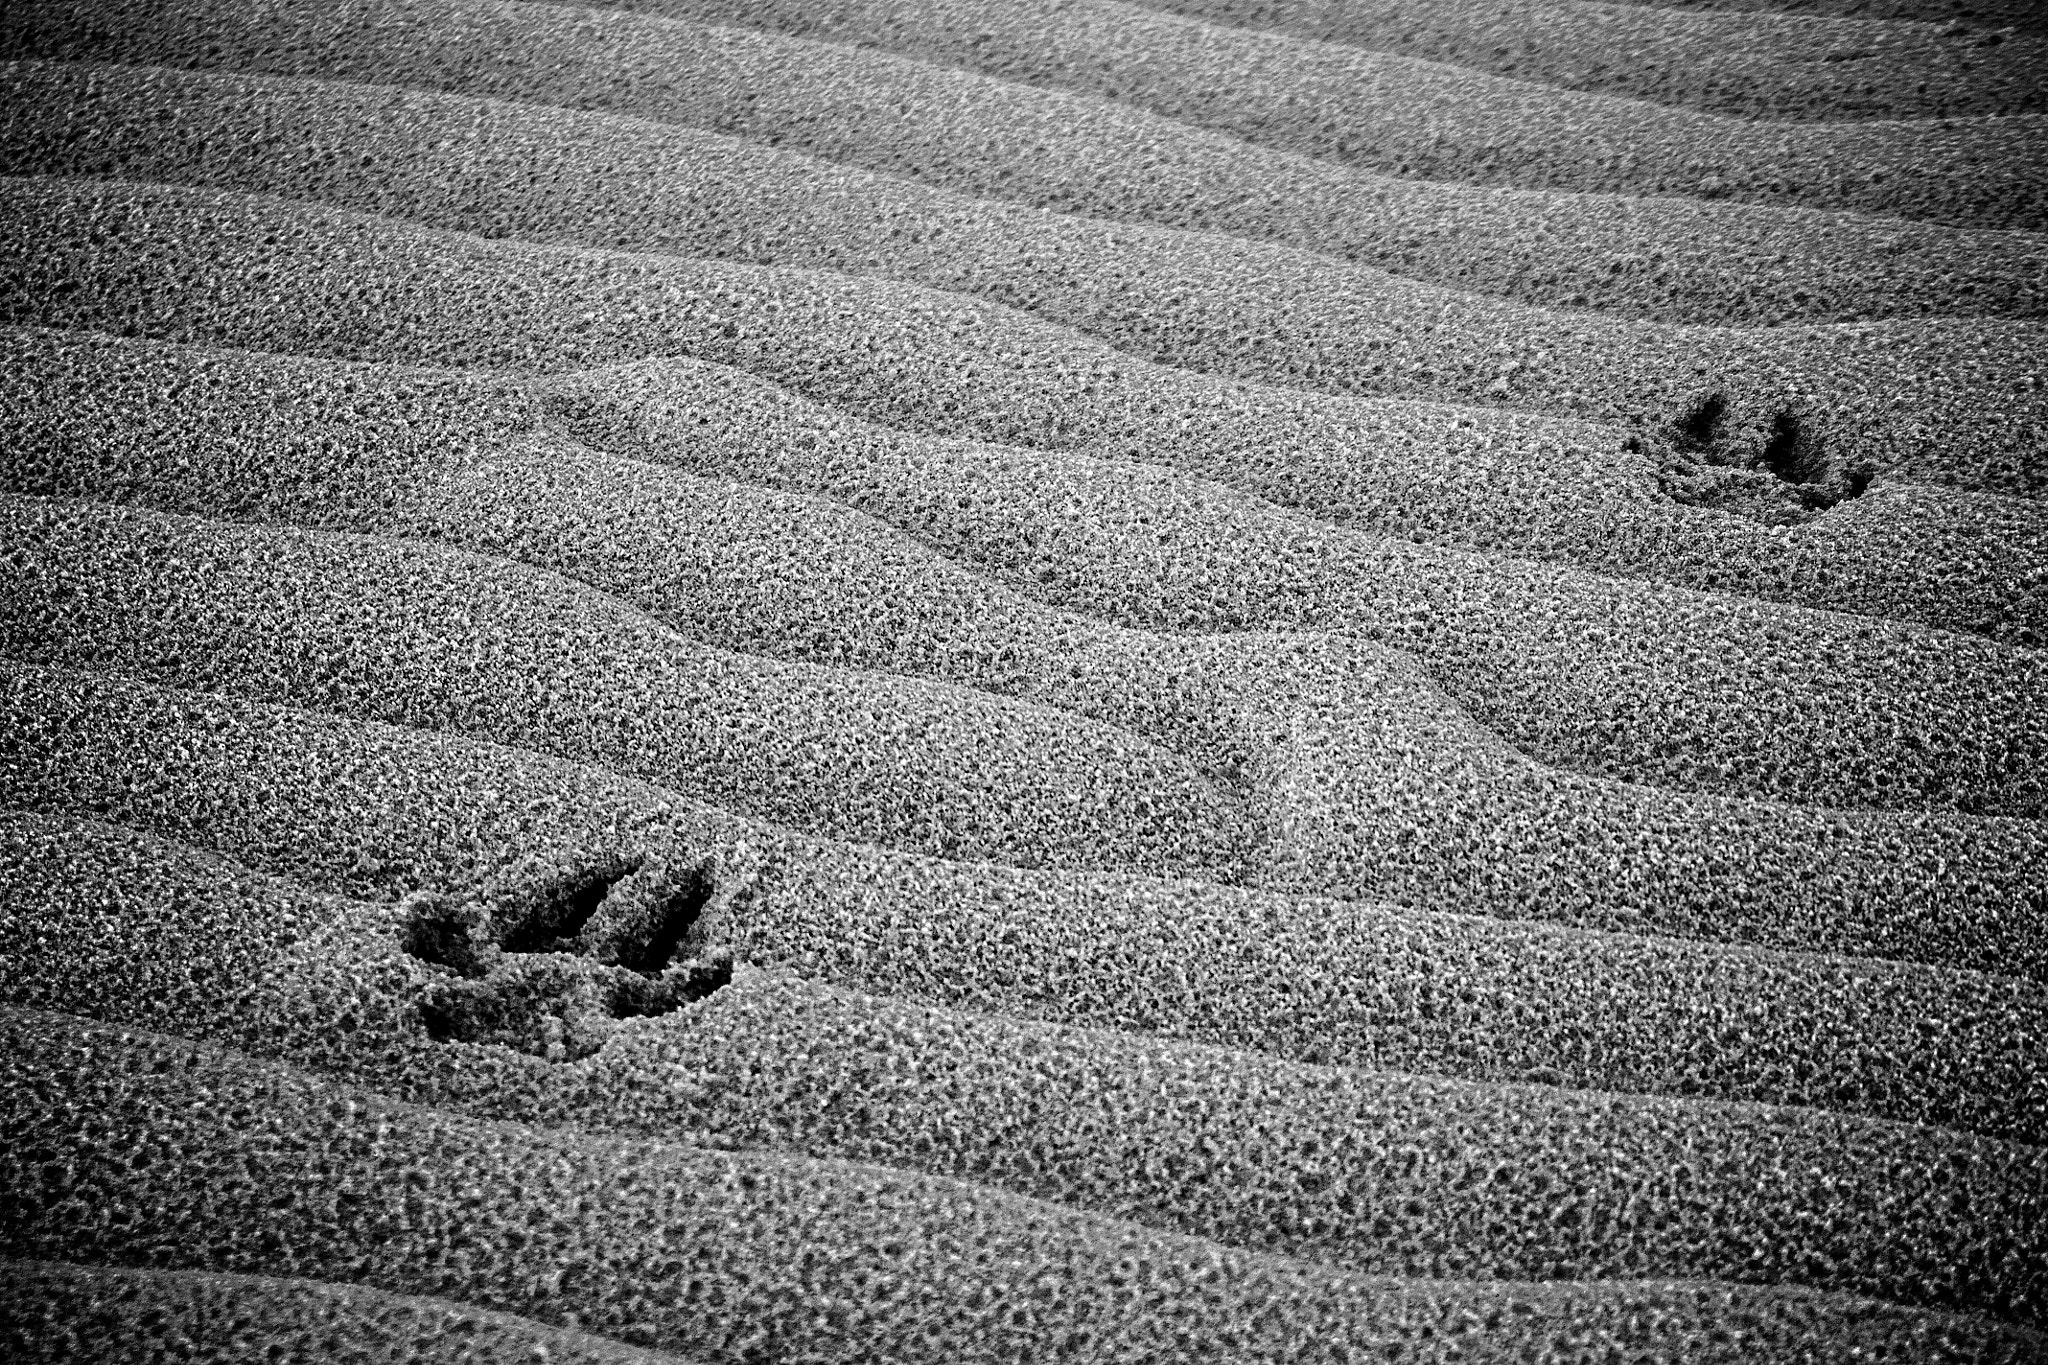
top-left (1, 1), bottom-right (2044, 1360)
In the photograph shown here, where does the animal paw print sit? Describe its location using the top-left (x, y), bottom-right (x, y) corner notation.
top-left (401, 849), bottom-right (742, 1062)
top-left (1648, 387), bottom-right (1872, 524)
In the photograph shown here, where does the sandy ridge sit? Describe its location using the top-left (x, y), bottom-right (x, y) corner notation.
top-left (6, 485), bottom-right (2048, 974)
top-left (13, 58), bottom-right (2046, 336)
top-left (8, 679), bottom-right (2039, 1146)
top-left (1120, 0), bottom-right (2048, 120)
top-left (6, 0), bottom-right (2047, 250)
top-left (1609, 1), bottom-right (2048, 37)
top-left (2, 0), bottom-right (2041, 1352)
top-left (5, 171), bottom-right (2046, 643)
top-left (12, 1008), bottom-right (2042, 1360)
top-left (4, 811), bottom-right (2047, 1325)
top-left (14, 489), bottom-right (2048, 974)
top-left (0, 493), bottom-right (1251, 879)
top-left (8, 326), bottom-right (2044, 827)
top-left (0, 1259), bottom-right (713, 1364)
top-left (11, 3), bottom-right (2048, 333)
top-left (502, 0), bottom-right (2048, 227)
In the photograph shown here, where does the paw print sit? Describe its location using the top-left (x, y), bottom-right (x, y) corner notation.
top-left (401, 849), bottom-right (742, 1062)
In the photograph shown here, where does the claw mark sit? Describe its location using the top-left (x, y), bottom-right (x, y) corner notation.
top-left (400, 895), bottom-right (490, 979)
top-left (1671, 391), bottom-right (1728, 452)
top-left (496, 855), bottom-right (641, 955)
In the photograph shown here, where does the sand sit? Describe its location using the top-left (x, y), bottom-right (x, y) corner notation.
top-left (1, 0), bottom-right (2044, 1359)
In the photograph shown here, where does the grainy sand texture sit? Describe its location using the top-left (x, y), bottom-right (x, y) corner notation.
top-left (2, 1), bottom-right (2045, 1361)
